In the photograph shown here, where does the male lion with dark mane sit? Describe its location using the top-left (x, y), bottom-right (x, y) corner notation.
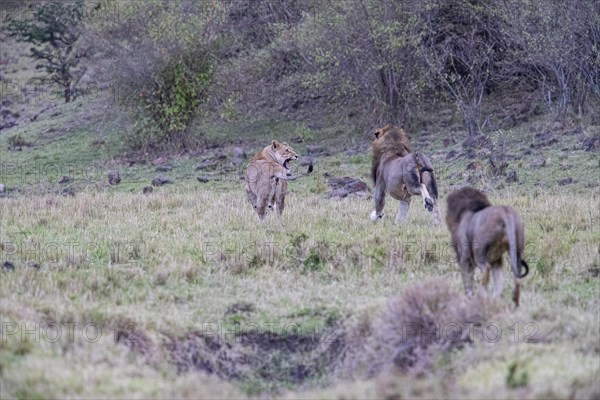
top-left (445, 187), bottom-right (529, 306)
top-left (245, 140), bottom-right (312, 222)
top-left (370, 125), bottom-right (440, 224)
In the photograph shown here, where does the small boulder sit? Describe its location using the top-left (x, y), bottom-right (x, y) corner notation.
top-left (327, 176), bottom-right (369, 198)
top-left (142, 186), bottom-right (154, 194)
top-left (2, 261), bottom-right (15, 270)
top-left (152, 157), bottom-right (168, 166)
top-left (108, 170), bottom-right (121, 185)
top-left (196, 176), bottom-right (210, 183)
top-left (61, 188), bottom-right (75, 197)
top-left (152, 175), bottom-right (173, 186)
top-left (0, 183), bottom-right (5, 193)
top-left (58, 175), bottom-right (72, 184)
top-left (306, 145), bottom-right (329, 156)
top-left (299, 156), bottom-right (314, 167)
top-left (329, 188), bottom-right (349, 199)
top-left (558, 177), bottom-right (575, 186)
top-left (232, 147), bottom-right (246, 159)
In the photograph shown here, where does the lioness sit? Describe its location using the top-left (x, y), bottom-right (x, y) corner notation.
top-left (445, 187), bottom-right (529, 306)
top-left (245, 140), bottom-right (311, 221)
top-left (370, 125), bottom-right (440, 223)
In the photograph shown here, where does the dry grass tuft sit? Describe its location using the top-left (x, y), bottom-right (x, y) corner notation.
top-left (340, 279), bottom-right (504, 378)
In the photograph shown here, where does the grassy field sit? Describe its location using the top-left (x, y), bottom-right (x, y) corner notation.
top-left (1, 99), bottom-right (599, 399)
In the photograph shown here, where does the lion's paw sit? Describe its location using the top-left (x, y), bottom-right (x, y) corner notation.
top-left (370, 210), bottom-right (383, 221)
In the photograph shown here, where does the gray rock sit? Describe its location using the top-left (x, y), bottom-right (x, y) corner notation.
top-left (232, 147), bottom-right (246, 159)
top-left (61, 188), bottom-right (75, 197)
top-left (330, 188), bottom-right (349, 199)
top-left (328, 176), bottom-right (369, 197)
top-left (306, 145), bottom-right (329, 156)
top-left (151, 175), bottom-right (173, 186)
top-left (2, 261), bottom-right (15, 270)
top-left (300, 156), bottom-right (314, 167)
top-left (108, 170), bottom-right (121, 185)
top-left (558, 177), bottom-right (575, 186)
top-left (0, 183), bottom-right (4, 193)
top-left (58, 175), bottom-right (72, 184)
top-left (196, 176), bottom-right (210, 183)
top-left (142, 186), bottom-right (154, 194)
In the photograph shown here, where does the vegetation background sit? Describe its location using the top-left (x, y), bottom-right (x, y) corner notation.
top-left (1, 0), bottom-right (599, 399)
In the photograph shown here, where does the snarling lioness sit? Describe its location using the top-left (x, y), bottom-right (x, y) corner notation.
top-left (370, 125), bottom-right (440, 224)
top-left (445, 187), bottom-right (529, 306)
top-left (245, 140), bottom-right (312, 221)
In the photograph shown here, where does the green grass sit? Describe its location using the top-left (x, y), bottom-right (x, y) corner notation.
top-left (1, 98), bottom-right (599, 398)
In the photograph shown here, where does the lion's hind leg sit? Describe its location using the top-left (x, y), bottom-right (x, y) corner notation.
top-left (246, 185), bottom-right (257, 208)
top-left (370, 177), bottom-right (386, 221)
top-left (404, 170), bottom-right (434, 211)
top-left (394, 199), bottom-right (411, 224)
top-left (274, 180), bottom-right (287, 217)
top-left (491, 261), bottom-right (505, 299)
top-left (461, 263), bottom-right (476, 297)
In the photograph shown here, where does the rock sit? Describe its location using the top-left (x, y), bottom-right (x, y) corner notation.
top-left (155, 165), bottom-right (172, 172)
top-left (232, 147), bottom-right (246, 159)
top-left (196, 176), bottom-right (210, 183)
top-left (531, 159), bottom-right (546, 168)
top-left (142, 186), bottom-right (154, 194)
top-left (108, 170), bottom-right (121, 185)
top-left (225, 301), bottom-right (255, 315)
top-left (329, 188), bottom-right (349, 199)
top-left (58, 175), bottom-right (72, 184)
top-left (465, 161), bottom-right (484, 173)
top-left (328, 176), bottom-right (356, 190)
top-left (345, 179), bottom-right (368, 193)
top-left (558, 177), bottom-right (574, 186)
top-left (152, 157), bottom-right (168, 166)
top-left (0, 183), bottom-right (4, 193)
top-left (299, 156), bottom-right (314, 167)
top-left (506, 169), bottom-right (518, 183)
top-left (151, 175), bottom-right (173, 186)
top-left (2, 261), bottom-right (14, 270)
top-left (61, 188), bottom-right (75, 197)
top-left (523, 149), bottom-right (533, 156)
top-left (306, 145), bottom-right (328, 156)
top-left (328, 176), bottom-right (369, 198)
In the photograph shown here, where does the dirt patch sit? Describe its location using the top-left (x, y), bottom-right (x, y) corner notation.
top-left (165, 326), bottom-right (343, 389)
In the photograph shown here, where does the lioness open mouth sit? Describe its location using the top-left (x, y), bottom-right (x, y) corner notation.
top-left (283, 159), bottom-right (292, 170)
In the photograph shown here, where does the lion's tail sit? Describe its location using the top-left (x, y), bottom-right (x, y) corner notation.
top-left (414, 153), bottom-right (438, 200)
top-left (504, 212), bottom-right (528, 279)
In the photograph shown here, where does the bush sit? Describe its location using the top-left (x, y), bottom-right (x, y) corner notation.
top-left (87, 1), bottom-right (225, 151)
